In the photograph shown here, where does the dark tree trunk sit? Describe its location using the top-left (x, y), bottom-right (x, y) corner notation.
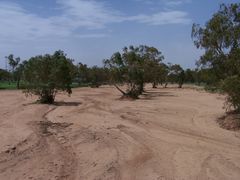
top-left (139, 81), bottom-right (144, 94)
top-left (40, 95), bottom-right (55, 104)
top-left (152, 82), bottom-right (157, 88)
top-left (178, 80), bottom-right (184, 88)
top-left (164, 82), bottom-right (168, 88)
top-left (40, 90), bottom-right (55, 104)
top-left (113, 84), bottom-right (126, 95)
top-left (17, 77), bottom-right (21, 89)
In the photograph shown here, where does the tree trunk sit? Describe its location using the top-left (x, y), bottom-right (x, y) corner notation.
top-left (139, 81), bottom-right (144, 94)
top-left (113, 84), bottom-right (126, 95)
top-left (164, 82), bottom-right (168, 88)
top-left (40, 94), bottom-right (55, 104)
top-left (152, 82), bottom-right (157, 88)
top-left (178, 80), bottom-right (183, 88)
top-left (17, 77), bottom-right (20, 89)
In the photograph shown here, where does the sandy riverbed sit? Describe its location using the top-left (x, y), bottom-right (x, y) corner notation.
top-left (0, 86), bottom-right (240, 180)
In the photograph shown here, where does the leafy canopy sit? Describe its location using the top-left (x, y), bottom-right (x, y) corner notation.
top-left (23, 50), bottom-right (75, 104)
top-left (192, 3), bottom-right (240, 79)
top-left (104, 45), bottom-right (164, 98)
top-left (192, 3), bottom-right (240, 112)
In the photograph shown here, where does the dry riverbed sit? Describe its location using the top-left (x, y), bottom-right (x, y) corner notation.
top-left (0, 86), bottom-right (240, 180)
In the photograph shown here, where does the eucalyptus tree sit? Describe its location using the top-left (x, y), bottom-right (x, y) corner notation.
top-left (104, 46), bottom-right (143, 98)
top-left (192, 3), bottom-right (240, 112)
top-left (15, 60), bottom-right (28, 89)
top-left (104, 45), bottom-right (164, 98)
top-left (142, 46), bottom-right (164, 88)
top-left (0, 69), bottom-right (11, 81)
top-left (23, 50), bottom-right (75, 104)
top-left (89, 66), bottom-right (108, 88)
top-left (76, 63), bottom-right (90, 85)
top-left (6, 54), bottom-right (22, 88)
top-left (167, 64), bottom-right (185, 88)
top-left (6, 54), bottom-right (20, 72)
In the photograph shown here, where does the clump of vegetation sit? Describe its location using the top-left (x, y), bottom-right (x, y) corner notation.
top-left (167, 64), bottom-right (185, 88)
top-left (5, 55), bottom-right (21, 89)
top-left (222, 76), bottom-right (240, 113)
top-left (1, 55), bottom-right (28, 89)
top-left (192, 3), bottom-right (240, 113)
top-left (88, 66), bottom-right (109, 88)
top-left (104, 45), bottom-right (164, 99)
top-left (0, 69), bottom-right (11, 82)
top-left (75, 63), bottom-right (90, 87)
top-left (23, 50), bottom-right (75, 104)
top-left (75, 63), bottom-right (110, 88)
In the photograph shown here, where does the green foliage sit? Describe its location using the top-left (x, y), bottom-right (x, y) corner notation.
top-left (7, 54), bottom-right (20, 72)
top-left (184, 69), bottom-right (195, 83)
top-left (0, 69), bottom-right (11, 81)
top-left (192, 3), bottom-right (240, 77)
top-left (143, 47), bottom-right (165, 88)
top-left (75, 63), bottom-right (110, 88)
top-left (192, 3), bottom-right (240, 112)
top-left (0, 82), bottom-right (17, 90)
top-left (89, 66), bottom-right (109, 88)
top-left (75, 63), bottom-right (90, 85)
top-left (23, 50), bottom-right (74, 104)
top-left (222, 76), bottom-right (240, 112)
top-left (167, 64), bottom-right (185, 88)
top-left (197, 68), bottom-right (219, 86)
top-left (104, 45), bottom-right (164, 98)
top-left (104, 47), bottom-right (143, 98)
top-left (15, 61), bottom-right (28, 89)
top-left (5, 55), bottom-right (24, 89)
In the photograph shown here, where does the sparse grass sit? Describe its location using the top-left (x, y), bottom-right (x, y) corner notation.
top-left (0, 81), bottom-right (90, 90)
top-left (71, 82), bottom-right (91, 88)
top-left (0, 82), bottom-right (17, 90)
top-left (204, 85), bottom-right (223, 93)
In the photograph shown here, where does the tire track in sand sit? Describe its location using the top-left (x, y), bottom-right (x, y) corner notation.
top-left (0, 105), bottom-right (77, 180)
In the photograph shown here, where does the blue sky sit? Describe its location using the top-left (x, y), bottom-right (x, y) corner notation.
top-left (0, 0), bottom-right (238, 69)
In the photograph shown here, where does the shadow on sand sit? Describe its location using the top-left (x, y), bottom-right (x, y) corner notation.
top-left (53, 101), bottom-right (82, 107)
top-left (23, 101), bottom-right (82, 107)
top-left (141, 91), bottom-right (177, 100)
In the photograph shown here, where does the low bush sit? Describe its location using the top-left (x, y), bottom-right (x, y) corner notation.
top-left (222, 76), bottom-right (240, 113)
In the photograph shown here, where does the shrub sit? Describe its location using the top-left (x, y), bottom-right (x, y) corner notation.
top-left (104, 45), bottom-right (164, 99)
top-left (23, 50), bottom-right (74, 104)
top-left (222, 76), bottom-right (240, 112)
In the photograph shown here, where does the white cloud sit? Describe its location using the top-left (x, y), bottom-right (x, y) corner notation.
top-left (55, 0), bottom-right (124, 29)
top-left (74, 33), bottom-right (108, 39)
top-left (0, 0), bottom-right (191, 42)
top-left (165, 0), bottom-right (191, 7)
top-left (0, 2), bottom-right (70, 41)
top-left (128, 11), bottom-right (191, 25)
top-left (134, 0), bottom-right (191, 6)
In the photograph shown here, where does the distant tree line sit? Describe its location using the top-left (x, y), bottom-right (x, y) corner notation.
top-left (0, 3), bottom-right (239, 114)
top-left (0, 48), bottom-right (192, 102)
top-left (0, 47), bottom-right (235, 103)
top-left (0, 48), bottom-right (221, 102)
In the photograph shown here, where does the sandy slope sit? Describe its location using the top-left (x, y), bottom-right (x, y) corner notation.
top-left (0, 86), bottom-right (240, 180)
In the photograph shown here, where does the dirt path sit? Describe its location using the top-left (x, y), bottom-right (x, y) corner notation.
top-left (0, 86), bottom-right (240, 180)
